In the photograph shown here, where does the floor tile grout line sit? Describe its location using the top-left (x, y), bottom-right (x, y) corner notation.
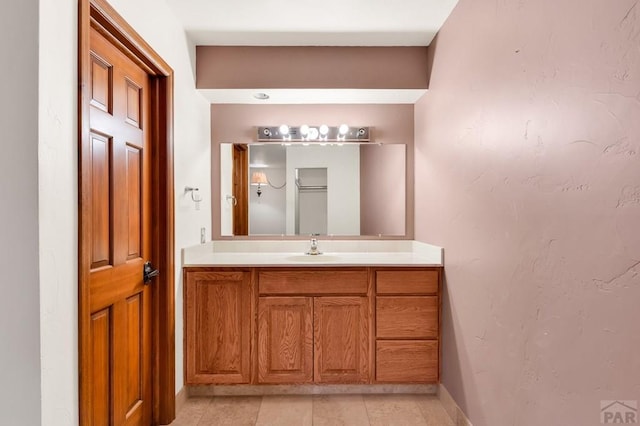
top-left (194, 396), bottom-right (214, 426)
top-left (253, 395), bottom-right (264, 426)
top-left (362, 394), bottom-right (374, 426)
top-left (418, 395), bottom-right (431, 425)
top-left (415, 394), bottom-right (455, 426)
top-left (413, 395), bottom-right (431, 426)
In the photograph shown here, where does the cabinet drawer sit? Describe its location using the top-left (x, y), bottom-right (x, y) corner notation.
top-left (376, 340), bottom-right (438, 383)
top-left (376, 270), bottom-right (439, 294)
top-left (259, 269), bottom-right (368, 295)
top-left (376, 296), bottom-right (438, 339)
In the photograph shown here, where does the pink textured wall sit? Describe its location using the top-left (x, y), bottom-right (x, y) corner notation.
top-left (197, 46), bottom-right (429, 89)
top-left (211, 104), bottom-right (414, 238)
top-left (415, 0), bottom-right (640, 425)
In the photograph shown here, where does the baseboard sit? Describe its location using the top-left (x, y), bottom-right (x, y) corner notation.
top-left (439, 384), bottom-right (472, 426)
top-left (188, 383), bottom-right (438, 396)
top-left (175, 386), bottom-right (189, 415)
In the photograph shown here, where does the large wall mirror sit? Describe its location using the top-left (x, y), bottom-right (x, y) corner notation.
top-left (220, 143), bottom-right (406, 237)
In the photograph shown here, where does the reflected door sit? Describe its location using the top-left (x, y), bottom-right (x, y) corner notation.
top-left (232, 144), bottom-right (248, 235)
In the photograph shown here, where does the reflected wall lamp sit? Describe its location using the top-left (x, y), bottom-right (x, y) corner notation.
top-left (250, 170), bottom-right (286, 197)
top-left (251, 171), bottom-right (268, 197)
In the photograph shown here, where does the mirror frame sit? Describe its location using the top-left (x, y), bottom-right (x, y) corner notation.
top-left (210, 104), bottom-right (416, 240)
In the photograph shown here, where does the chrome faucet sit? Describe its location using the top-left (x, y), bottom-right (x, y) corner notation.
top-left (307, 234), bottom-right (321, 255)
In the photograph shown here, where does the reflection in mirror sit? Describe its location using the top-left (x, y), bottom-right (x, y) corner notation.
top-left (295, 168), bottom-right (328, 235)
top-left (249, 145), bottom-right (286, 235)
top-left (220, 143), bottom-right (406, 237)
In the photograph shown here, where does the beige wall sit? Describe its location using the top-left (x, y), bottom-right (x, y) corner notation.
top-left (415, 0), bottom-right (640, 424)
top-left (211, 103), bottom-right (414, 238)
top-left (197, 46), bottom-right (429, 89)
top-left (0, 0), bottom-right (41, 423)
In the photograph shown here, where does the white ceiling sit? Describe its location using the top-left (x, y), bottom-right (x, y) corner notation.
top-left (165, 0), bottom-right (458, 103)
top-left (165, 0), bottom-right (459, 46)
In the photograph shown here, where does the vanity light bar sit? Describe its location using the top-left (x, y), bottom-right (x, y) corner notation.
top-left (256, 126), bottom-right (371, 143)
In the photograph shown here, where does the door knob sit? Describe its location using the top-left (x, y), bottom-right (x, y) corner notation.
top-left (143, 261), bottom-right (159, 284)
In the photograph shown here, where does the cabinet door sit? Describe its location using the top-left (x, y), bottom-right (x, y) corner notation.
top-left (314, 297), bottom-right (370, 383)
top-left (184, 270), bottom-right (252, 384)
top-left (258, 297), bottom-right (313, 383)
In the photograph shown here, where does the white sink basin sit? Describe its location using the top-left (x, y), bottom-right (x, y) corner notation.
top-left (285, 255), bottom-right (341, 262)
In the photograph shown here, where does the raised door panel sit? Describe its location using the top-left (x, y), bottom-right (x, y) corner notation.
top-left (258, 297), bottom-right (313, 384)
top-left (90, 53), bottom-right (112, 112)
top-left (185, 271), bottom-right (252, 384)
top-left (125, 145), bottom-right (142, 260)
top-left (122, 293), bottom-right (145, 425)
top-left (125, 79), bottom-right (142, 128)
top-left (376, 340), bottom-right (438, 383)
top-left (314, 297), bottom-right (370, 383)
top-left (90, 132), bottom-right (112, 269)
top-left (376, 296), bottom-right (438, 339)
top-left (90, 309), bottom-right (111, 426)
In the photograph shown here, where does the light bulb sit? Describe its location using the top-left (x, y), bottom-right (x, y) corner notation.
top-left (308, 127), bottom-right (319, 140)
top-left (300, 124), bottom-right (309, 136)
top-left (279, 124), bottom-right (289, 135)
top-left (319, 124), bottom-right (329, 136)
top-left (339, 124), bottom-right (349, 135)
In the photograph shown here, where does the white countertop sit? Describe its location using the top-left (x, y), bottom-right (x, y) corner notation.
top-left (182, 240), bottom-right (443, 267)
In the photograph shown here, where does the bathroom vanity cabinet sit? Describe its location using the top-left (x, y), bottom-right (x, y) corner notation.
top-left (183, 265), bottom-right (441, 386)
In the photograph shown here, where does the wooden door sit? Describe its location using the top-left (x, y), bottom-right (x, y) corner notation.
top-left (232, 144), bottom-right (248, 235)
top-left (184, 270), bottom-right (252, 384)
top-left (84, 26), bottom-right (153, 425)
top-left (314, 297), bottom-right (370, 383)
top-left (258, 297), bottom-right (314, 384)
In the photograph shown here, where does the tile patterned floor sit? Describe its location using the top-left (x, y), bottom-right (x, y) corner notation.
top-left (170, 394), bottom-right (454, 426)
